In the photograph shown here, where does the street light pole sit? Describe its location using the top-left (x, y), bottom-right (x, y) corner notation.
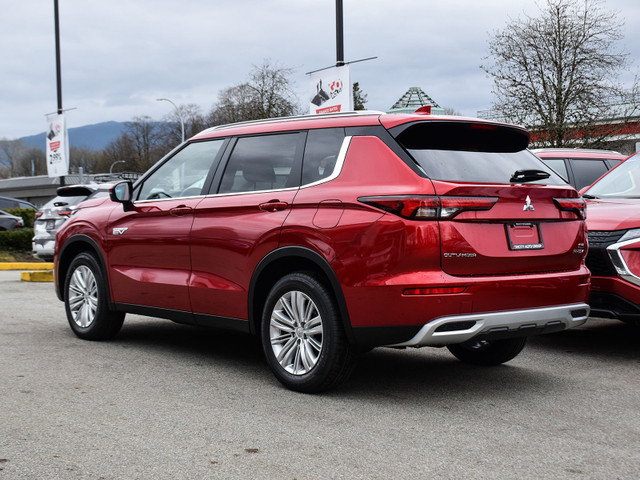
top-left (110, 160), bottom-right (126, 175)
top-left (156, 98), bottom-right (185, 143)
top-left (336, 0), bottom-right (344, 67)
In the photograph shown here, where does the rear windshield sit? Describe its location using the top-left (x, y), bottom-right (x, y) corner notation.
top-left (394, 122), bottom-right (564, 185)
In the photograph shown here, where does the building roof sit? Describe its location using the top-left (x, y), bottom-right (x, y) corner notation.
top-left (387, 87), bottom-right (445, 115)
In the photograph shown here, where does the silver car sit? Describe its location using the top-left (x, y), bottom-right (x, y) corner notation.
top-left (0, 209), bottom-right (24, 230)
top-left (32, 184), bottom-right (112, 261)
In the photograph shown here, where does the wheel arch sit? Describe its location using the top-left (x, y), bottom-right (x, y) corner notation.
top-left (56, 235), bottom-right (111, 305)
top-left (248, 246), bottom-right (354, 343)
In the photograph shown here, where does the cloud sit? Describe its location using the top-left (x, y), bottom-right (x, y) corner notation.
top-left (1, 0), bottom-right (638, 138)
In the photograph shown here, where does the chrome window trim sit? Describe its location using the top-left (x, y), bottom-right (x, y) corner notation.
top-left (299, 136), bottom-right (352, 190)
top-left (134, 136), bottom-right (353, 201)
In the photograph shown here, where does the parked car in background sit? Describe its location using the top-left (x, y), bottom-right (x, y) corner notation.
top-left (54, 111), bottom-right (590, 392)
top-left (582, 152), bottom-right (640, 325)
top-left (32, 184), bottom-right (112, 261)
top-left (533, 148), bottom-right (626, 190)
top-left (0, 195), bottom-right (36, 211)
top-left (0, 209), bottom-right (24, 230)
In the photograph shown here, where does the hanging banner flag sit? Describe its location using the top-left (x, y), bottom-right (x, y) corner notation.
top-left (309, 65), bottom-right (353, 114)
top-left (46, 113), bottom-right (69, 178)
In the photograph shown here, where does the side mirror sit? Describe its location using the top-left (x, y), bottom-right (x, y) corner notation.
top-left (110, 181), bottom-right (134, 211)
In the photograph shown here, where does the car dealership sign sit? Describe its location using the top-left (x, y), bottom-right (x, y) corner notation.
top-left (309, 65), bottom-right (353, 114)
top-left (46, 113), bottom-right (69, 178)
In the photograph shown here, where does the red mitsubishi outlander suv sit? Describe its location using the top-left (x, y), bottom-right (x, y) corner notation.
top-left (54, 111), bottom-right (590, 392)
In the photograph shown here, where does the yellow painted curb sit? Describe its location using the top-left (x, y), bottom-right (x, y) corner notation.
top-left (20, 270), bottom-right (54, 282)
top-left (0, 262), bottom-right (54, 271)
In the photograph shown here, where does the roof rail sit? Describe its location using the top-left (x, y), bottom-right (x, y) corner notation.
top-left (199, 110), bottom-right (385, 135)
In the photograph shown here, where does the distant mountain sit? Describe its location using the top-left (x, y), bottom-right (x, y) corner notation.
top-left (19, 121), bottom-right (128, 152)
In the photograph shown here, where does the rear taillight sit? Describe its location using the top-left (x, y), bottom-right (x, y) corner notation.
top-left (359, 195), bottom-right (497, 220)
top-left (35, 212), bottom-right (43, 218)
top-left (58, 210), bottom-right (73, 217)
top-left (553, 197), bottom-right (586, 220)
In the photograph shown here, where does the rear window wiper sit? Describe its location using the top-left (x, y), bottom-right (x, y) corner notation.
top-left (581, 194), bottom-right (597, 199)
top-left (510, 169), bottom-right (551, 183)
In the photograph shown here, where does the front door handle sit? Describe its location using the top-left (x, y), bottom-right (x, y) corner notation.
top-left (170, 205), bottom-right (193, 216)
top-left (259, 200), bottom-right (288, 212)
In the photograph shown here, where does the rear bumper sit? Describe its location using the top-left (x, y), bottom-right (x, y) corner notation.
top-left (387, 303), bottom-right (589, 347)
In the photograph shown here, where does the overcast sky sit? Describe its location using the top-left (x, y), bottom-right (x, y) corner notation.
top-left (1, 0), bottom-right (639, 139)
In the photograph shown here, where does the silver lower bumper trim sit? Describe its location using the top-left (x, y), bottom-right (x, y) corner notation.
top-left (388, 303), bottom-right (590, 347)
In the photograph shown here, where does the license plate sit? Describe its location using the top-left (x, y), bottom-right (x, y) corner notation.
top-left (506, 223), bottom-right (544, 250)
top-left (46, 220), bottom-right (56, 230)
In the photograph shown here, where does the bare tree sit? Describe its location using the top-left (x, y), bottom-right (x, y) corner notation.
top-left (0, 139), bottom-right (46, 177)
top-left (124, 116), bottom-right (165, 171)
top-left (160, 103), bottom-right (207, 146)
top-left (208, 60), bottom-right (300, 125)
top-left (483, 0), bottom-right (639, 148)
top-left (0, 138), bottom-right (26, 177)
top-left (69, 147), bottom-right (102, 174)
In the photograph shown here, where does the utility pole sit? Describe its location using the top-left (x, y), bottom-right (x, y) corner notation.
top-left (336, 0), bottom-right (344, 67)
top-left (54, 0), bottom-right (62, 115)
top-left (53, 0), bottom-right (65, 185)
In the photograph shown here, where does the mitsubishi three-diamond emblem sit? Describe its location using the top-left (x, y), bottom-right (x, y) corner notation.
top-left (523, 195), bottom-right (535, 211)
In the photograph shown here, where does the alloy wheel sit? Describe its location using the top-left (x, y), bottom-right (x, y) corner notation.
top-left (269, 290), bottom-right (324, 375)
top-left (68, 265), bottom-right (99, 328)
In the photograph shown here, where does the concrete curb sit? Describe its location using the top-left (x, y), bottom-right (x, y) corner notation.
top-left (20, 270), bottom-right (54, 282)
top-left (0, 262), bottom-right (54, 271)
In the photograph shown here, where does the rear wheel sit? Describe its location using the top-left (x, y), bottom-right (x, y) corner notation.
top-left (64, 252), bottom-right (124, 340)
top-left (447, 337), bottom-right (527, 365)
top-left (261, 272), bottom-right (356, 393)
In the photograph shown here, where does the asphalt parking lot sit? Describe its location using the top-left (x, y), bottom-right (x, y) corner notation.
top-left (1, 269), bottom-right (639, 479)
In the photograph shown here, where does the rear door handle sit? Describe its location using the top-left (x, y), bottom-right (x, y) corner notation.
top-left (259, 200), bottom-right (288, 212)
top-left (170, 205), bottom-right (193, 216)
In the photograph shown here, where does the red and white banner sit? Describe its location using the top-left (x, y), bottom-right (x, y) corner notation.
top-left (309, 65), bottom-right (353, 114)
top-left (46, 114), bottom-right (69, 177)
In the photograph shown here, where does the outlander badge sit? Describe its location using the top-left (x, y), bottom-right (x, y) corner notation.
top-left (523, 196), bottom-right (535, 212)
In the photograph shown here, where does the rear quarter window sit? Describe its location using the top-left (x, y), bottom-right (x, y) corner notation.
top-left (569, 159), bottom-right (610, 190)
top-left (393, 122), bottom-right (564, 185)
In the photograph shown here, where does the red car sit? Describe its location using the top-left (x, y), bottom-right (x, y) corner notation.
top-left (54, 111), bottom-right (590, 392)
top-left (534, 148), bottom-right (626, 190)
top-left (582, 152), bottom-right (640, 324)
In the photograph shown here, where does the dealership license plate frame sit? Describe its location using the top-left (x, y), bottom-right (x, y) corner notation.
top-left (506, 222), bottom-right (544, 251)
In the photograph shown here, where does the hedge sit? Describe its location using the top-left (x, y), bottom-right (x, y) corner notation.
top-left (5, 208), bottom-right (36, 228)
top-left (0, 228), bottom-right (34, 251)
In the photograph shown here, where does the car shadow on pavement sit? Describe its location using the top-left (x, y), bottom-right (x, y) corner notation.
top-left (527, 317), bottom-right (640, 361)
top-left (104, 315), bottom-right (557, 400)
top-left (112, 315), bottom-right (265, 364)
top-left (87, 314), bottom-right (638, 400)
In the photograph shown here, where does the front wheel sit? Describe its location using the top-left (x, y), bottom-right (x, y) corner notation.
top-left (64, 252), bottom-right (124, 340)
top-left (261, 272), bottom-right (356, 393)
top-left (447, 337), bottom-right (527, 366)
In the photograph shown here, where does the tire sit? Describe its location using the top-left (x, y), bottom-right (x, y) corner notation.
top-left (261, 272), bottom-right (356, 393)
top-left (447, 337), bottom-right (527, 366)
top-left (64, 252), bottom-right (124, 340)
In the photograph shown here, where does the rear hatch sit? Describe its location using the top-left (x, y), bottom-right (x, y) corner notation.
top-left (388, 119), bottom-right (586, 276)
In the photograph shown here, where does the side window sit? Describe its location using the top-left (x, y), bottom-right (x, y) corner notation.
top-left (570, 159), bottom-right (609, 190)
top-left (218, 133), bottom-right (303, 194)
top-left (606, 159), bottom-right (623, 169)
top-left (138, 140), bottom-right (224, 200)
top-left (302, 128), bottom-right (346, 185)
top-left (540, 158), bottom-right (569, 182)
